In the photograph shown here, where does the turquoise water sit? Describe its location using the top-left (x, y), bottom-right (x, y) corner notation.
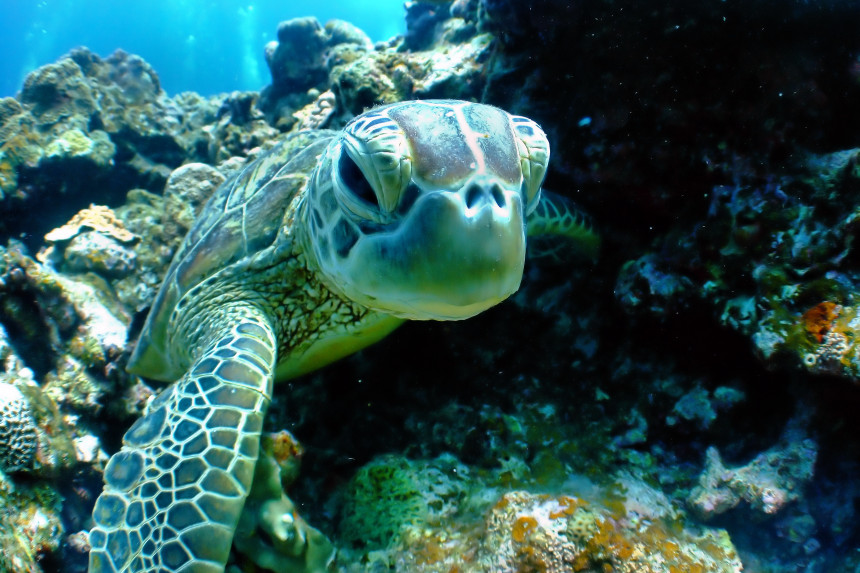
top-left (0, 0), bottom-right (406, 98)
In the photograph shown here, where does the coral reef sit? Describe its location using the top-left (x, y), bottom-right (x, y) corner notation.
top-left (609, 147), bottom-right (860, 385)
top-left (0, 316), bottom-right (102, 572)
top-left (40, 205), bottom-right (139, 278)
top-left (0, 47), bottom-right (271, 249)
top-left (0, 381), bottom-right (37, 472)
top-left (258, 14), bottom-right (492, 126)
top-left (0, 474), bottom-right (65, 573)
top-left (334, 453), bottom-right (743, 573)
top-left (476, 490), bottom-right (741, 573)
top-left (263, 18), bottom-right (332, 105)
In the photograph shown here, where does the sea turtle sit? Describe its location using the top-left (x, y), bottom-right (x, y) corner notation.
top-left (88, 99), bottom-right (599, 572)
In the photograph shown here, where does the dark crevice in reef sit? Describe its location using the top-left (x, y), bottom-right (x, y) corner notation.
top-left (0, 290), bottom-right (61, 379)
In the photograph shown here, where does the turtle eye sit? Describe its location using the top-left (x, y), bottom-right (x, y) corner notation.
top-left (338, 151), bottom-right (379, 208)
top-left (511, 115), bottom-right (550, 213)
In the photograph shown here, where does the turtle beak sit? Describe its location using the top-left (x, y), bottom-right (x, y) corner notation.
top-left (337, 181), bottom-right (527, 320)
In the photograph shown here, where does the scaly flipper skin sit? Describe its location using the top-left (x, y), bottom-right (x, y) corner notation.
top-left (526, 189), bottom-right (601, 262)
top-left (89, 306), bottom-right (275, 573)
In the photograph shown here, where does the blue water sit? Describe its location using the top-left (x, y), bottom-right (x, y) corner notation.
top-left (0, 0), bottom-right (406, 98)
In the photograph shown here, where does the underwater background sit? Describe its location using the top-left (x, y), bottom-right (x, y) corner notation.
top-left (0, 0), bottom-right (406, 98)
top-left (2, 0), bottom-right (860, 572)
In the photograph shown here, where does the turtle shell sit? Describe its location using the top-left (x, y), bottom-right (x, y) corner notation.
top-left (128, 129), bottom-right (335, 381)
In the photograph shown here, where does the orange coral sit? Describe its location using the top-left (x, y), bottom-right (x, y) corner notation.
top-left (801, 301), bottom-right (841, 342)
top-left (266, 429), bottom-right (304, 464)
top-left (386, 488), bottom-right (742, 572)
top-left (260, 430), bottom-right (304, 488)
top-left (549, 495), bottom-right (581, 519)
top-left (512, 515), bottom-right (539, 543)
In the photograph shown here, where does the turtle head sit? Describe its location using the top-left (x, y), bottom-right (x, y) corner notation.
top-left (303, 100), bottom-right (549, 320)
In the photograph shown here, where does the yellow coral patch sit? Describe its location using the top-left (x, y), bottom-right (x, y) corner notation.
top-left (44, 204), bottom-right (138, 243)
top-left (511, 515), bottom-right (539, 543)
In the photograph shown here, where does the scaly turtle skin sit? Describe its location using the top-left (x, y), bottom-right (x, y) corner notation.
top-left (89, 100), bottom-right (599, 573)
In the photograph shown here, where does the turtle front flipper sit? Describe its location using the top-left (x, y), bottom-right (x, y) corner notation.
top-left (89, 308), bottom-right (276, 573)
top-left (526, 189), bottom-right (601, 263)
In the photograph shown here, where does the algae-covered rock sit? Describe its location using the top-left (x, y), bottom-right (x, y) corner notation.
top-left (207, 91), bottom-right (280, 162)
top-left (0, 241), bottom-right (129, 402)
top-left (62, 231), bottom-right (136, 277)
top-left (0, 323), bottom-right (94, 573)
top-left (665, 384), bottom-right (744, 430)
top-left (615, 253), bottom-right (695, 318)
top-left (105, 164), bottom-right (224, 313)
top-left (260, 11), bottom-right (489, 125)
top-left (329, 55), bottom-right (400, 115)
top-left (404, 0), bottom-right (455, 49)
top-left (329, 31), bottom-right (491, 116)
top-left (161, 162), bottom-right (227, 239)
top-left (0, 97), bottom-right (23, 126)
top-left (266, 17), bottom-right (330, 96)
top-left (234, 431), bottom-right (335, 573)
top-left (338, 454), bottom-right (470, 551)
top-left (325, 19), bottom-right (374, 49)
top-left (20, 56), bottom-right (99, 126)
top-left (0, 477), bottom-right (64, 573)
top-left (45, 128), bottom-right (115, 166)
top-left (476, 490), bottom-right (742, 573)
top-left (0, 47), bottom-right (256, 246)
top-left (688, 428), bottom-right (817, 520)
top-left (348, 472), bottom-right (743, 572)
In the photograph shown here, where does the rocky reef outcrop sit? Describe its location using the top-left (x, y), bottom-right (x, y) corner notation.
top-left (0, 48), bottom-right (278, 252)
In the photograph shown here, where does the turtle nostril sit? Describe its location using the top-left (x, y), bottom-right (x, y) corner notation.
top-left (465, 185), bottom-right (483, 209)
top-left (491, 187), bottom-right (505, 208)
top-left (464, 184), bottom-right (507, 209)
